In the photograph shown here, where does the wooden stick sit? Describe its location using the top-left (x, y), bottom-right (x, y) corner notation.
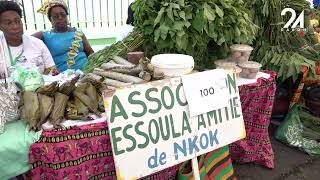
top-left (191, 158), bottom-right (201, 180)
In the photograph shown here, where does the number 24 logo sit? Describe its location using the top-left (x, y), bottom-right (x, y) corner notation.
top-left (281, 8), bottom-right (304, 29)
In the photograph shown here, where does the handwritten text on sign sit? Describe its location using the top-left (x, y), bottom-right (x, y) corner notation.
top-left (103, 72), bottom-right (246, 180)
top-left (182, 69), bottom-right (230, 117)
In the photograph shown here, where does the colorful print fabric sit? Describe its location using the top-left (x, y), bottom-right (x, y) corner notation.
top-left (229, 71), bottom-right (276, 169)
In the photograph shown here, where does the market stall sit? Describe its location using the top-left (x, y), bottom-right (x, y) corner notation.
top-left (26, 70), bottom-right (275, 179)
top-left (2, 0), bottom-right (320, 179)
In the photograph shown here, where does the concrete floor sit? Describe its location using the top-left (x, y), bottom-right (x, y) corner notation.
top-left (234, 125), bottom-right (320, 180)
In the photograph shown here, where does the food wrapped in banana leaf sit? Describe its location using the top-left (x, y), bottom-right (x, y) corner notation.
top-left (36, 81), bottom-right (59, 97)
top-left (73, 91), bottom-right (100, 116)
top-left (20, 92), bottom-right (40, 130)
top-left (37, 94), bottom-right (54, 130)
top-left (85, 83), bottom-right (99, 109)
top-left (59, 75), bottom-right (80, 95)
top-left (50, 92), bottom-right (69, 128)
top-left (74, 97), bottom-right (89, 116)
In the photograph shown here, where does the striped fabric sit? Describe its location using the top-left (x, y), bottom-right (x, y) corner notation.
top-left (178, 146), bottom-right (236, 180)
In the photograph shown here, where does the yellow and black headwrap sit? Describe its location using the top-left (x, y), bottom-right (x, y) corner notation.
top-left (37, 0), bottom-right (67, 16)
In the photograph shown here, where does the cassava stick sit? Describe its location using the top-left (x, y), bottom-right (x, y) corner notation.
top-left (103, 78), bottom-right (132, 88)
top-left (93, 70), bottom-right (145, 83)
top-left (94, 68), bottom-right (104, 72)
top-left (113, 56), bottom-right (134, 65)
top-left (101, 63), bottom-right (135, 70)
top-left (111, 64), bottom-right (143, 75)
top-left (81, 73), bottom-right (104, 83)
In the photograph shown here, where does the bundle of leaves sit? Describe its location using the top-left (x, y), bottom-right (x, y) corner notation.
top-left (246, 0), bottom-right (319, 81)
top-left (132, 0), bottom-right (258, 69)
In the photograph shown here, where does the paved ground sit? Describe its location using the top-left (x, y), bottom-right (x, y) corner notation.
top-left (234, 124), bottom-right (320, 180)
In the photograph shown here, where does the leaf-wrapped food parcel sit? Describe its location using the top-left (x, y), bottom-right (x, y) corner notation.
top-left (37, 94), bottom-right (54, 129)
top-left (20, 92), bottom-right (40, 130)
top-left (50, 92), bottom-right (69, 128)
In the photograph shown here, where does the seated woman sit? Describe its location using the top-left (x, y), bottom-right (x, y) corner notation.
top-left (0, 1), bottom-right (57, 77)
top-left (33, 0), bottom-right (94, 72)
top-left (0, 1), bottom-right (53, 179)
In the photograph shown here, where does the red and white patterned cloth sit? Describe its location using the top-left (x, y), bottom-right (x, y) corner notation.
top-left (29, 122), bottom-right (179, 180)
top-left (229, 71), bottom-right (276, 169)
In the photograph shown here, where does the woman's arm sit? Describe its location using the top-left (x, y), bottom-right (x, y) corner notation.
top-left (32, 31), bottom-right (44, 41)
top-left (39, 39), bottom-right (59, 75)
top-left (82, 35), bottom-right (94, 57)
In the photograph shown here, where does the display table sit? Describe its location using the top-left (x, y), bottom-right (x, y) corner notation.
top-left (27, 71), bottom-right (276, 179)
top-left (229, 71), bottom-right (276, 169)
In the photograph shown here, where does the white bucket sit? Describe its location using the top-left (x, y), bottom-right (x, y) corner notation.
top-left (151, 54), bottom-right (194, 77)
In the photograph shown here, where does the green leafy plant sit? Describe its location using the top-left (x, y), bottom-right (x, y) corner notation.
top-left (133, 0), bottom-right (258, 69)
top-left (247, 0), bottom-right (318, 81)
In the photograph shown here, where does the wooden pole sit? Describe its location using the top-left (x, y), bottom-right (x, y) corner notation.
top-left (191, 157), bottom-right (201, 180)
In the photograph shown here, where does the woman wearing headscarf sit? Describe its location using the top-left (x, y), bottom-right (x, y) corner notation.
top-left (0, 2), bottom-right (54, 179)
top-left (33, 0), bottom-right (94, 72)
top-left (0, 0), bottom-right (57, 78)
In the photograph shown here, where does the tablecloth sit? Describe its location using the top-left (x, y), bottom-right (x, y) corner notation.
top-left (29, 124), bottom-right (236, 180)
top-left (29, 122), bottom-right (180, 180)
top-left (229, 71), bottom-right (276, 169)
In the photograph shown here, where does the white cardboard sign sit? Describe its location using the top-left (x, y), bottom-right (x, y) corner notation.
top-left (103, 71), bottom-right (245, 180)
top-left (181, 69), bottom-right (230, 117)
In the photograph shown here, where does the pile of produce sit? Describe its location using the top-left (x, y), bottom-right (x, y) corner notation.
top-left (20, 75), bottom-right (105, 130)
top-left (246, 0), bottom-right (319, 81)
top-left (21, 54), bottom-right (159, 130)
top-left (84, 31), bottom-right (144, 73)
top-left (91, 56), bottom-right (163, 90)
top-left (132, 0), bottom-right (258, 69)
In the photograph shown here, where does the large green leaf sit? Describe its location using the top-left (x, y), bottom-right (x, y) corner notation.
top-left (215, 4), bottom-right (224, 17)
top-left (154, 28), bottom-right (161, 42)
top-left (172, 3), bottom-right (181, 9)
top-left (173, 21), bottom-right (185, 31)
top-left (179, 11), bottom-right (186, 20)
top-left (184, 21), bottom-right (191, 28)
top-left (176, 0), bottom-right (185, 7)
top-left (173, 9), bottom-right (178, 17)
top-left (192, 13), bottom-right (204, 33)
top-left (203, 3), bottom-right (216, 21)
top-left (159, 25), bottom-right (170, 40)
top-left (167, 4), bottom-right (174, 21)
top-left (177, 30), bottom-right (185, 37)
top-left (234, 26), bottom-right (241, 37)
top-left (154, 7), bottom-right (165, 26)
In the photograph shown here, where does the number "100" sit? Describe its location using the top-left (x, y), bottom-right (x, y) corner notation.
top-left (200, 87), bottom-right (215, 97)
